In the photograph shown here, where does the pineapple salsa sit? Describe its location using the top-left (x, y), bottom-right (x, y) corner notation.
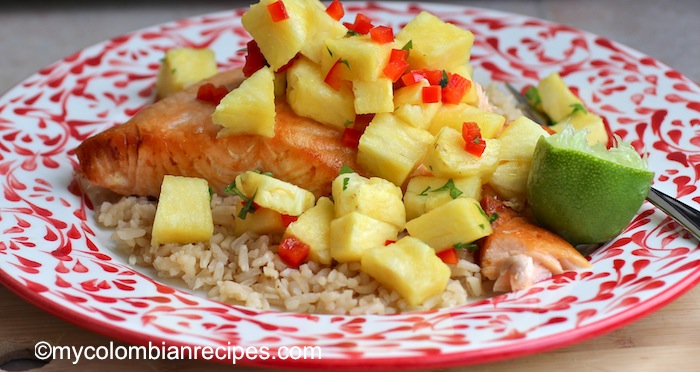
top-left (148, 0), bottom-right (605, 307)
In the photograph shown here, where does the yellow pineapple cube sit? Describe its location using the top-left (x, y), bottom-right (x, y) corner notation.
top-left (488, 160), bottom-right (531, 206)
top-left (284, 197), bottom-right (334, 264)
top-left (393, 103), bottom-right (440, 131)
top-left (393, 80), bottom-right (441, 130)
top-left (213, 66), bottom-right (275, 138)
top-left (395, 11), bottom-right (474, 70)
top-left (299, 1), bottom-right (347, 64)
top-left (538, 73), bottom-right (608, 145)
top-left (286, 57), bottom-right (355, 129)
top-left (537, 72), bottom-right (582, 122)
top-left (323, 35), bottom-right (393, 82)
top-left (550, 111), bottom-right (608, 145)
top-left (155, 47), bottom-right (218, 99)
top-left (403, 176), bottom-right (482, 220)
top-left (332, 172), bottom-right (406, 229)
top-left (361, 236), bottom-right (450, 306)
top-left (234, 171), bottom-right (315, 216)
top-left (233, 205), bottom-right (286, 236)
top-left (423, 127), bottom-right (500, 180)
top-left (152, 175), bottom-right (213, 245)
top-left (405, 197), bottom-right (493, 252)
top-left (497, 116), bottom-right (550, 161)
top-left (242, 0), bottom-right (309, 71)
top-left (353, 78), bottom-right (394, 114)
top-left (428, 103), bottom-right (505, 139)
top-left (330, 212), bottom-right (399, 263)
top-left (357, 113), bottom-right (433, 186)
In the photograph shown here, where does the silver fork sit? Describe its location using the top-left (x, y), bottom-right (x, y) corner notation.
top-left (504, 83), bottom-right (700, 241)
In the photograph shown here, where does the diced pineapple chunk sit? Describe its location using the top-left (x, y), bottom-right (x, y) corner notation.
top-left (537, 72), bottom-right (582, 122)
top-left (497, 116), bottom-right (550, 162)
top-left (323, 35), bottom-right (394, 82)
top-left (404, 176), bottom-right (482, 220)
top-left (394, 103), bottom-right (440, 131)
top-left (423, 127), bottom-right (500, 180)
top-left (405, 197), bottom-right (493, 252)
top-left (234, 171), bottom-right (315, 216)
top-left (428, 103), bottom-right (505, 139)
top-left (213, 66), bottom-right (275, 138)
top-left (299, 1), bottom-right (347, 64)
top-left (155, 47), bottom-right (218, 99)
top-left (330, 212), bottom-right (399, 263)
top-left (393, 79), bottom-right (431, 106)
top-left (395, 11), bottom-right (474, 71)
top-left (286, 57), bottom-right (355, 129)
top-left (332, 172), bottom-right (406, 229)
top-left (152, 175), bottom-right (213, 245)
top-left (550, 111), bottom-right (608, 146)
top-left (537, 72), bottom-right (608, 145)
top-left (357, 113), bottom-right (433, 186)
top-left (361, 236), bottom-right (450, 306)
top-left (233, 205), bottom-right (286, 236)
top-left (353, 78), bottom-right (394, 114)
top-left (241, 0), bottom-right (309, 71)
top-left (284, 197), bottom-right (334, 265)
top-left (488, 160), bottom-right (531, 206)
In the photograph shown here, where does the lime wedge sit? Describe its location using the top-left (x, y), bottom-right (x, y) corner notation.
top-left (527, 125), bottom-right (654, 245)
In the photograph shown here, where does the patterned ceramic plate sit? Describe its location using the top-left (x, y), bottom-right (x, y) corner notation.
top-left (0, 2), bottom-right (698, 369)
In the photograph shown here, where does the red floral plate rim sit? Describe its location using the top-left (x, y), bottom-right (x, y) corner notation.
top-left (0, 2), bottom-right (699, 370)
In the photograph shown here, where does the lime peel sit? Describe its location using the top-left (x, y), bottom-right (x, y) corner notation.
top-left (527, 125), bottom-right (654, 246)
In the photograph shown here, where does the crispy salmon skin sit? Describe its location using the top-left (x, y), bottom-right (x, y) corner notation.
top-left (75, 68), bottom-right (360, 198)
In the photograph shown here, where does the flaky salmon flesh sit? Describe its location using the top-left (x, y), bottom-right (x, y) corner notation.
top-left (75, 68), bottom-right (361, 198)
top-left (479, 195), bottom-right (591, 292)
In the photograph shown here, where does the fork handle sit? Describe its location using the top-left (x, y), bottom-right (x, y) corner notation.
top-left (646, 187), bottom-right (700, 241)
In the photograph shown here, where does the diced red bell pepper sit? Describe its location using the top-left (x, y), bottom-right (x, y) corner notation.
top-left (436, 247), bottom-right (459, 264)
top-left (422, 85), bottom-right (441, 103)
top-left (280, 214), bottom-right (298, 227)
top-left (442, 73), bottom-right (471, 104)
top-left (384, 240), bottom-right (396, 246)
top-left (325, 0), bottom-right (345, 21)
top-left (383, 60), bottom-right (409, 82)
top-left (341, 127), bottom-right (363, 148)
top-left (344, 13), bottom-right (373, 34)
top-left (383, 48), bottom-right (409, 82)
top-left (462, 122), bottom-right (486, 157)
top-left (401, 70), bottom-right (425, 86)
top-left (267, 0), bottom-right (289, 22)
top-left (196, 83), bottom-right (229, 104)
top-left (278, 236), bottom-right (310, 268)
top-left (324, 58), bottom-right (348, 91)
top-left (369, 25), bottom-right (394, 44)
top-left (242, 40), bottom-right (267, 77)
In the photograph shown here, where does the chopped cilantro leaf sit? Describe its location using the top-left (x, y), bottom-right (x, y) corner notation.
top-left (340, 59), bottom-right (350, 69)
top-left (326, 47), bottom-right (333, 57)
top-left (569, 102), bottom-right (588, 116)
top-left (438, 70), bottom-right (449, 88)
top-left (453, 242), bottom-right (478, 252)
top-left (346, 30), bottom-right (360, 37)
top-left (524, 86), bottom-right (541, 107)
top-left (224, 181), bottom-right (257, 220)
top-left (342, 177), bottom-right (350, 191)
top-left (432, 179), bottom-right (463, 199)
top-left (344, 120), bottom-right (354, 128)
top-left (338, 164), bottom-right (355, 175)
top-left (476, 203), bottom-right (499, 223)
top-left (419, 186), bottom-right (431, 196)
top-left (401, 40), bottom-right (413, 51)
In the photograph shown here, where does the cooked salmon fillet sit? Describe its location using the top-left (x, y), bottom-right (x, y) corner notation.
top-left (479, 195), bottom-right (591, 292)
top-left (75, 68), bottom-right (361, 198)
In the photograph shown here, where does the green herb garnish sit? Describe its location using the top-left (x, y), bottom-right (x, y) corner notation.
top-left (431, 179), bottom-right (463, 199)
top-left (453, 242), bottom-right (478, 252)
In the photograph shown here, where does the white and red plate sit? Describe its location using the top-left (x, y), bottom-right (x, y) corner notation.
top-left (0, 2), bottom-right (698, 370)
